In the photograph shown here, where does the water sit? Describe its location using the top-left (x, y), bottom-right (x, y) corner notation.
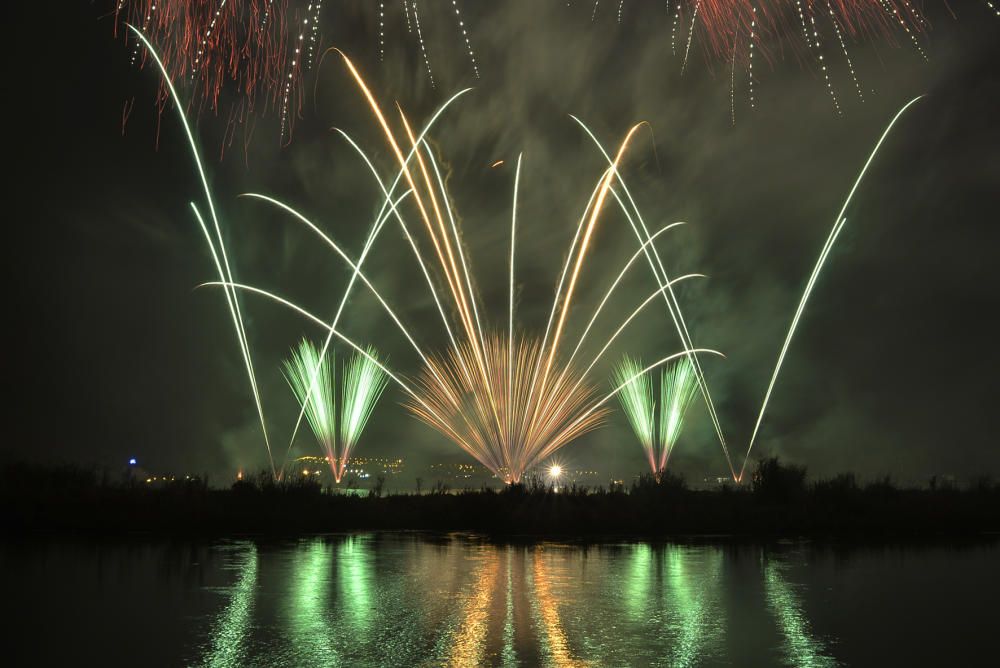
top-left (3, 534), bottom-right (995, 666)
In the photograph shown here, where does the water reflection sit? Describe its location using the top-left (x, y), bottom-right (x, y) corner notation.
top-left (531, 548), bottom-right (580, 667)
top-left (10, 537), bottom-right (994, 666)
top-left (288, 541), bottom-right (338, 663)
top-left (163, 535), bottom-right (996, 666)
top-left (763, 556), bottom-right (839, 668)
top-left (337, 536), bottom-right (372, 636)
top-left (201, 543), bottom-right (257, 667)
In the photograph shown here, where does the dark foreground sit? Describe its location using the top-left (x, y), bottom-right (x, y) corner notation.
top-left (4, 460), bottom-right (999, 539)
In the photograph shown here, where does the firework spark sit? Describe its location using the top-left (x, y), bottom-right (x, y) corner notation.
top-left (115, 1), bottom-right (480, 145)
top-left (612, 356), bottom-right (656, 473)
top-left (283, 339), bottom-right (388, 483)
top-left (612, 356), bottom-right (699, 475)
top-left (283, 339), bottom-right (337, 472)
top-left (658, 356), bottom-right (699, 471)
top-left (590, 1), bottom-right (933, 113)
top-left (340, 347), bottom-right (391, 477)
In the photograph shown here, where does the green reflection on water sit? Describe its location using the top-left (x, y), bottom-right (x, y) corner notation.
top-left (666, 548), bottom-right (707, 665)
top-left (202, 543), bottom-right (257, 668)
top-left (626, 543), bottom-right (653, 621)
top-left (623, 544), bottom-right (724, 666)
top-left (337, 536), bottom-right (372, 636)
top-left (764, 558), bottom-right (839, 667)
top-left (288, 540), bottom-right (339, 663)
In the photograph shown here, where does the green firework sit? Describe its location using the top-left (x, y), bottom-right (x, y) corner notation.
top-left (658, 356), bottom-right (699, 470)
top-left (283, 340), bottom-right (388, 482)
top-left (340, 347), bottom-right (390, 461)
top-left (283, 339), bottom-right (336, 460)
top-left (612, 356), bottom-right (656, 472)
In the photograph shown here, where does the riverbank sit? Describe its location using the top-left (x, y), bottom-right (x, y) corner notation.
top-left (3, 461), bottom-right (999, 540)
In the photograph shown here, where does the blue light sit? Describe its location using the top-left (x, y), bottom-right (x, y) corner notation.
top-left (128, 458), bottom-right (137, 466)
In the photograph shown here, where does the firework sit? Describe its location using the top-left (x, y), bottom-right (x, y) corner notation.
top-left (738, 95), bottom-right (924, 480)
top-left (612, 356), bottom-right (656, 473)
top-left (340, 347), bottom-right (390, 479)
top-left (217, 49), bottom-right (724, 483)
top-left (408, 336), bottom-right (608, 483)
top-left (133, 26), bottom-right (919, 484)
top-left (283, 339), bottom-right (336, 470)
top-left (612, 356), bottom-right (699, 476)
top-left (133, 26), bottom-right (723, 482)
top-left (658, 356), bottom-right (699, 471)
top-left (282, 339), bottom-right (388, 482)
top-left (594, 1), bottom-right (927, 58)
top-left (115, 0), bottom-right (479, 145)
top-left (588, 1), bottom-right (937, 116)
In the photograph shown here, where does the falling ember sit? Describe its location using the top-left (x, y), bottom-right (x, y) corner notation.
top-left (588, 1), bottom-right (934, 112)
top-left (114, 1), bottom-right (480, 145)
top-left (491, 160), bottom-right (505, 168)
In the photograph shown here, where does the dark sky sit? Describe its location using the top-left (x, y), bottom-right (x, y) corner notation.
top-left (5, 2), bottom-right (999, 484)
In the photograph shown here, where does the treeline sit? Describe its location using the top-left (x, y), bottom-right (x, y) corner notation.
top-left (2, 459), bottom-right (998, 539)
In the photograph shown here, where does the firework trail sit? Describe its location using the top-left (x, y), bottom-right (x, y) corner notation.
top-left (737, 95), bottom-right (924, 481)
top-left (263, 87), bottom-right (474, 475)
top-left (571, 116), bottom-right (737, 479)
top-left (129, 26), bottom-right (276, 478)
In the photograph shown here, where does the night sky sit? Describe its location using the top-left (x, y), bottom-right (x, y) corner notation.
top-left (5, 2), bottom-right (999, 484)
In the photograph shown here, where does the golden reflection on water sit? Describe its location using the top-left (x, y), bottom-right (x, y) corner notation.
top-left (446, 549), bottom-right (500, 667)
top-left (531, 547), bottom-right (587, 668)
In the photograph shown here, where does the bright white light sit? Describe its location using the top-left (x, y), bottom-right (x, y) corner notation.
top-left (549, 465), bottom-right (562, 478)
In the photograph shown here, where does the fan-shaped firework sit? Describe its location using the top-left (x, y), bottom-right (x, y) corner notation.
top-left (283, 338), bottom-right (336, 466)
top-left (658, 356), bottom-right (699, 471)
top-left (408, 335), bottom-right (608, 483)
top-left (283, 339), bottom-right (388, 482)
top-left (612, 356), bottom-right (656, 473)
top-left (340, 345), bottom-right (391, 477)
top-left (612, 355), bottom-right (698, 476)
